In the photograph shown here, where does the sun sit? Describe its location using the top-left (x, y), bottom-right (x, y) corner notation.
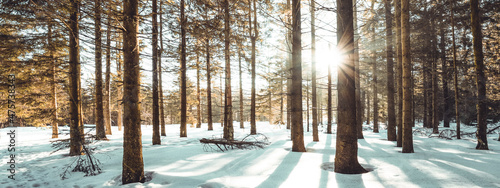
top-left (315, 45), bottom-right (345, 72)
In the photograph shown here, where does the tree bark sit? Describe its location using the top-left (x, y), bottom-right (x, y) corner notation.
top-left (432, 18), bottom-right (439, 134)
top-left (206, 39), bottom-right (213, 131)
top-left (48, 22), bottom-right (58, 139)
top-left (451, 0), bottom-right (460, 139)
top-left (104, 1), bottom-right (112, 135)
top-left (116, 36), bottom-right (123, 132)
top-left (223, 0), bottom-right (233, 141)
top-left (239, 48), bottom-right (244, 129)
top-left (69, 0), bottom-right (83, 156)
top-left (371, 26), bottom-right (379, 133)
top-left (334, 0), bottom-right (366, 174)
top-left (385, 0), bottom-right (396, 141)
top-left (197, 52), bottom-right (202, 128)
top-left (159, 0), bottom-right (166, 136)
top-left (440, 28), bottom-right (450, 128)
top-left (122, 0), bottom-right (145, 184)
top-left (395, 0), bottom-right (402, 147)
top-left (354, 0), bottom-right (363, 139)
top-left (470, 0), bottom-right (488, 150)
top-left (311, 0), bottom-right (318, 141)
top-left (286, 0), bottom-right (292, 130)
top-left (95, 0), bottom-right (106, 140)
top-left (180, 0), bottom-right (187, 137)
top-left (250, 0), bottom-right (257, 135)
top-left (152, 0), bottom-right (160, 145)
top-left (327, 56), bottom-right (332, 134)
top-left (401, 0), bottom-right (414, 153)
top-left (291, 0), bottom-right (305, 152)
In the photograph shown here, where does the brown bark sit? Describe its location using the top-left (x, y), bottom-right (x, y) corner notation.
top-left (354, 0), bottom-right (363, 139)
top-left (286, 0), bottom-right (292, 130)
top-left (180, 0), bottom-right (187, 137)
top-left (371, 26), bottom-right (379, 133)
top-left (116, 37), bottom-right (123, 132)
top-left (104, 2), bottom-right (112, 135)
top-left (48, 22), bottom-right (58, 139)
top-left (291, 0), bottom-right (305, 152)
top-left (440, 28), bottom-right (450, 128)
top-left (206, 39), bottom-right (213, 131)
top-left (451, 0), bottom-right (460, 139)
top-left (395, 0), bottom-right (402, 147)
top-left (334, 0), bottom-right (366, 174)
top-left (69, 0), bottom-right (83, 156)
top-left (311, 0), bottom-right (318, 141)
top-left (122, 0), bottom-right (144, 184)
top-left (152, 0), bottom-right (160, 145)
top-left (401, 0), bottom-right (413, 153)
top-left (239, 49), bottom-right (244, 129)
top-left (223, 0), bottom-right (233, 141)
top-left (470, 0), bottom-right (488, 150)
top-left (327, 57), bottom-right (332, 134)
top-left (250, 0), bottom-right (257, 135)
top-left (385, 0), bottom-right (396, 141)
top-left (432, 18), bottom-right (439, 134)
top-left (94, 0), bottom-right (106, 140)
top-left (197, 53), bottom-right (202, 128)
top-left (159, 0), bottom-right (166, 136)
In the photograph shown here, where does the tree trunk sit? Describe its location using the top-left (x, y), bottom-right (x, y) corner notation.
top-left (470, 0), bottom-right (488, 150)
top-left (306, 78), bottom-right (309, 132)
top-left (334, 0), bottom-right (367, 174)
top-left (104, 2), bottom-right (112, 135)
top-left (206, 39), bottom-right (213, 131)
top-left (223, 0), bottom-right (233, 141)
top-left (48, 22), bottom-right (58, 139)
top-left (401, 0), bottom-right (414, 153)
top-left (385, 0), bottom-right (396, 141)
top-left (371, 27), bottom-right (379, 133)
top-left (250, 0), bottom-right (257, 135)
top-left (220, 74), bottom-right (224, 128)
top-left (116, 36), bottom-right (123, 132)
top-left (95, 0), bottom-right (106, 140)
top-left (327, 56), bottom-right (332, 134)
top-left (366, 90), bottom-right (370, 125)
top-left (180, 0), bottom-right (187, 137)
top-left (440, 28), bottom-right (450, 128)
top-left (353, 0), bottom-right (363, 139)
top-left (286, 0), bottom-right (292, 130)
top-left (311, 0), bottom-right (318, 141)
top-left (159, 0), bottom-right (166, 136)
top-left (69, 0), bottom-right (83, 156)
top-left (395, 0), bottom-right (403, 147)
top-left (451, 0), bottom-right (460, 139)
top-left (122, 0), bottom-right (145, 184)
top-left (239, 49), bottom-right (244, 129)
top-left (432, 18), bottom-right (439, 134)
top-left (197, 53), bottom-right (202, 128)
top-left (291, 0), bottom-right (306, 152)
top-left (152, 0), bottom-right (160, 145)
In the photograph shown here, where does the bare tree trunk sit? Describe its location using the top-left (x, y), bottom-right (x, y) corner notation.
top-left (470, 0), bottom-right (488, 150)
top-left (311, 0), bottom-right (318, 141)
top-left (291, 0), bottom-right (305, 152)
top-left (159, 0), bottom-right (166, 136)
top-left (180, 0), bottom-right (187, 137)
top-left (250, 0), bottom-right (257, 135)
top-left (371, 26), bottom-right (379, 133)
top-left (48, 22), bottom-right (58, 139)
top-left (385, 0), bottom-right (396, 141)
top-left (239, 49), bottom-right (244, 129)
top-left (152, 0), bottom-right (160, 145)
top-left (286, 0), bottom-right (292, 130)
top-left (116, 36), bottom-right (123, 132)
top-left (220, 74), bottom-right (224, 128)
top-left (431, 18), bottom-right (439, 134)
top-left (401, 0), bottom-right (414, 153)
top-left (327, 58), bottom-right (332, 134)
top-left (69, 0), bottom-right (83, 156)
top-left (335, 0), bottom-right (367, 174)
top-left (306, 77), bottom-right (309, 132)
top-left (440, 29), bottom-right (450, 128)
top-left (197, 53), bottom-right (202, 128)
top-left (206, 39), bottom-right (213, 131)
top-left (366, 90), bottom-right (370, 125)
top-left (94, 0), bottom-right (106, 140)
top-left (122, 0), bottom-right (144, 184)
top-left (223, 0), bottom-right (233, 140)
top-left (451, 0), bottom-right (460, 139)
top-left (395, 0), bottom-right (403, 147)
top-left (354, 0), bottom-right (363, 139)
top-left (104, 1), bottom-right (112, 135)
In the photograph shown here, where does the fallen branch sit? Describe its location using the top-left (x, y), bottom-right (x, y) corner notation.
top-left (200, 134), bottom-right (270, 152)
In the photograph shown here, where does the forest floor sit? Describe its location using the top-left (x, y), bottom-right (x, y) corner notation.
top-left (1, 121), bottom-right (499, 188)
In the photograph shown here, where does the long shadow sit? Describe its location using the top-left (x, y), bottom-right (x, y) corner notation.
top-left (255, 142), bottom-right (315, 188)
top-left (319, 134), bottom-right (333, 188)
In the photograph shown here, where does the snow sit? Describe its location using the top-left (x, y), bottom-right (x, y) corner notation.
top-left (1, 122), bottom-right (500, 188)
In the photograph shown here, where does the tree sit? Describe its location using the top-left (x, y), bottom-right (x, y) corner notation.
top-left (401, 0), bottom-right (413, 153)
top-left (310, 0), bottom-right (318, 140)
top-left (206, 38), bottom-right (213, 131)
top-left (239, 47), bottom-right (244, 129)
top-left (450, 0), bottom-right (460, 139)
top-left (69, 0), bottom-right (83, 156)
top-left (470, 0), bottom-right (488, 150)
top-left (159, 0), bottom-right (166, 136)
top-left (180, 0), bottom-right (187, 137)
top-left (353, 0), bottom-right (363, 139)
top-left (94, 0), bottom-right (107, 140)
top-left (371, 25), bottom-right (379, 133)
top-left (327, 50), bottom-right (332, 134)
top-left (223, 0), bottom-right (234, 140)
top-left (384, 0), bottom-right (396, 141)
top-left (395, 0), bottom-right (403, 147)
top-left (291, 0), bottom-right (305, 152)
top-left (152, 0), bottom-right (161, 145)
top-left (196, 52), bottom-right (202, 128)
top-left (250, 0), bottom-right (257, 135)
top-left (122, 0), bottom-right (145, 184)
top-left (48, 22), bottom-right (58, 139)
top-left (104, 1), bottom-right (112, 135)
top-left (334, 0), bottom-right (366, 174)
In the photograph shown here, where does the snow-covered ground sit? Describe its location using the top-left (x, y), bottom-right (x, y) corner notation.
top-left (1, 122), bottom-right (499, 188)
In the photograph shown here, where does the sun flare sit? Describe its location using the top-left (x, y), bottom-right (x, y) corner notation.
top-left (315, 45), bottom-right (345, 71)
